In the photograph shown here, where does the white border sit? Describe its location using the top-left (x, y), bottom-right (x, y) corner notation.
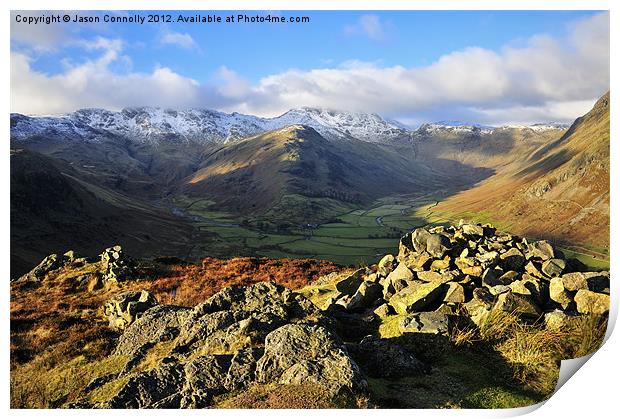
top-left (2, 1), bottom-right (616, 418)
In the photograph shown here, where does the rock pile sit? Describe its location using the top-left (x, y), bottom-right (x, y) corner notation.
top-left (310, 222), bottom-right (609, 333)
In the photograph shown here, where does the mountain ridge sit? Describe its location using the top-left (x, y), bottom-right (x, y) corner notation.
top-left (11, 106), bottom-right (569, 146)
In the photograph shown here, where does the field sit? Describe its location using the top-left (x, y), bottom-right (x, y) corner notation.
top-left (170, 193), bottom-right (439, 266)
top-left (170, 191), bottom-right (609, 270)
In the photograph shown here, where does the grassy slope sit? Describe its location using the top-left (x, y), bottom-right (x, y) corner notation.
top-left (433, 92), bottom-right (610, 266)
top-left (10, 149), bottom-right (196, 278)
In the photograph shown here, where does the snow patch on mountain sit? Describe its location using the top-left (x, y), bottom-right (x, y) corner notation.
top-left (11, 107), bottom-right (411, 145)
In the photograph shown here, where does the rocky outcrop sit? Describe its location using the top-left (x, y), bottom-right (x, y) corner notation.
top-left (103, 290), bottom-right (158, 331)
top-left (85, 282), bottom-right (368, 408)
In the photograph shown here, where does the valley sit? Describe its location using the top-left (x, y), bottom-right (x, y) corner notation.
top-left (9, 95), bottom-right (610, 278)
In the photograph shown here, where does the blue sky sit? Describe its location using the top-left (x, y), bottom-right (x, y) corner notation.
top-left (10, 10), bottom-right (610, 125)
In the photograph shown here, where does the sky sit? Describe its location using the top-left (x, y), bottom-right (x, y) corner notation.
top-left (10, 10), bottom-right (610, 125)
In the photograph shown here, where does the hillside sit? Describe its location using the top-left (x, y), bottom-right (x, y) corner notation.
top-left (433, 92), bottom-right (610, 263)
top-left (10, 222), bottom-right (609, 408)
top-left (10, 149), bottom-right (196, 278)
top-left (183, 125), bottom-right (484, 220)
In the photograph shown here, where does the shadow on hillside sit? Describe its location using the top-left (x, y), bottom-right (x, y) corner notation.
top-left (325, 306), bottom-right (545, 409)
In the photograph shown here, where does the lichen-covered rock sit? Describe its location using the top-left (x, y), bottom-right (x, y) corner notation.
top-left (399, 312), bottom-right (450, 335)
top-left (377, 254), bottom-right (396, 276)
top-left (493, 292), bottom-right (542, 320)
top-left (389, 281), bottom-right (445, 314)
top-left (411, 228), bottom-right (432, 254)
top-left (461, 224), bottom-right (484, 237)
top-left (426, 234), bottom-right (452, 258)
top-left (443, 282), bottom-right (465, 303)
top-left (527, 240), bottom-right (555, 261)
top-left (544, 310), bottom-right (579, 331)
top-left (334, 269), bottom-right (364, 295)
top-left (255, 324), bottom-right (366, 397)
top-left (100, 245), bottom-right (134, 282)
top-left (574, 290), bottom-right (610, 315)
top-left (103, 290), bottom-right (158, 331)
top-left (114, 305), bottom-right (190, 356)
top-left (347, 336), bottom-right (428, 378)
top-left (500, 248), bottom-right (525, 271)
top-left (541, 259), bottom-right (566, 278)
top-left (549, 277), bottom-right (572, 310)
top-left (463, 288), bottom-right (495, 327)
top-left (14, 253), bottom-right (62, 282)
top-left (106, 363), bottom-right (185, 408)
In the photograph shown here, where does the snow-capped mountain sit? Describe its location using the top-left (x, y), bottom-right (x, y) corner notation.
top-left (414, 120), bottom-right (568, 137)
top-left (10, 107), bottom-right (411, 145)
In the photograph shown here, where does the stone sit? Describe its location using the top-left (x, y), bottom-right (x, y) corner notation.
top-left (255, 324), bottom-right (366, 397)
top-left (476, 251), bottom-right (499, 268)
top-left (544, 310), bottom-right (579, 331)
top-left (334, 269), bottom-right (364, 295)
top-left (348, 336), bottom-right (428, 378)
top-left (455, 257), bottom-right (476, 270)
top-left (106, 363), bottom-right (185, 408)
top-left (549, 277), bottom-right (572, 310)
top-left (561, 272), bottom-right (589, 292)
top-left (493, 292), bottom-right (542, 319)
top-left (386, 262), bottom-right (415, 283)
top-left (373, 303), bottom-right (393, 318)
top-left (341, 281), bottom-right (383, 311)
top-left (524, 261), bottom-right (544, 278)
top-left (63, 250), bottom-right (77, 263)
top-left (509, 276), bottom-right (542, 303)
top-left (443, 282), bottom-right (465, 303)
top-left (411, 228), bottom-right (432, 253)
top-left (399, 312), bottom-right (450, 335)
top-left (407, 253), bottom-right (432, 270)
top-left (389, 282), bottom-right (446, 314)
top-left (527, 240), bottom-right (555, 261)
top-left (430, 259), bottom-right (451, 271)
top-left (500, 248), bottom-right (525, 271)
top-left (487, 285), bottom-right (511, 296)
top-left (542, 259), bottom-right (566, 278)
top-left (416, 270), bottom-right (456, 283)
top-left (585, 272), bottom-right (610, 293)
top-left (377, 254), bottom-right (396, 276)
top-left (224, 348), bottom-right (264, 391)
top-left (426, 234), bottom-right (452, 258)
top-left (574, 290), bottom-right (609, 315)
top-left (482, 267), bottom-right (514, 287)
top-left (462, 224), bottom-right (484, 237)
top-left (100, 245), bottom-right (134, 282)
top-left (461, 265), bottom-right (484, 277)
top-left (463, 288), bottom-right (495, 327)
top-left (103, 290), bottom-right (158, 331)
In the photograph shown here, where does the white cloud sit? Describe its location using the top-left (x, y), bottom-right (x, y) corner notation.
top-left (10, 37), bottom-right (201, 115)
top-left (160, 30), bottom-right (199, 50)
top-left (10, 12), bottom-right (609, 125)
top-left (11, 11), bottom-right (70, 52)
top-left (344, 14), bottom-right (386, 41)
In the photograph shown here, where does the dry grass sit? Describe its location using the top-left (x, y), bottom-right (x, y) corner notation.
top-left (448, 310), bottom-right (608, 396)
top-left (148, 256), bottom-right (344, 306)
